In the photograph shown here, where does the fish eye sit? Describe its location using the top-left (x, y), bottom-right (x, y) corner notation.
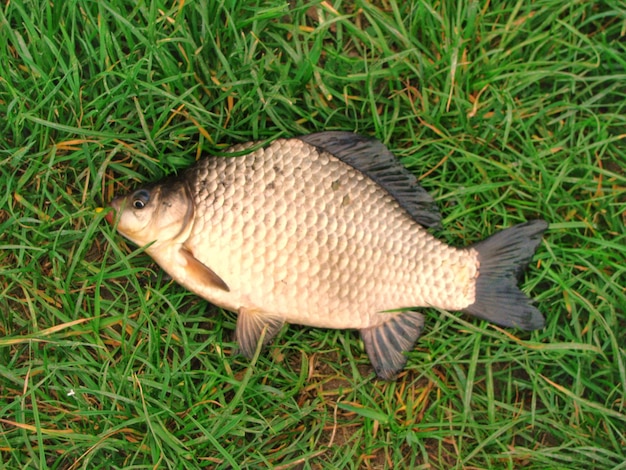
top-left (132, 189), bottom-right (150, 210)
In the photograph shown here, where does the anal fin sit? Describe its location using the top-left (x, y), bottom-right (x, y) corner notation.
top-left (360, 311), bottom-right (425, 380)
top-left (236, 307), bottom-right (285, 359)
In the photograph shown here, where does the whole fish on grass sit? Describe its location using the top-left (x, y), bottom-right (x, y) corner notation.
top-left (107, 131), bottom-right (548, 380)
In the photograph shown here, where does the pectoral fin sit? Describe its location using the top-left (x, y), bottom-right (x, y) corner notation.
top-left (236, 307), bottom-right (285, 359)
top-left (180, 247), bottom-right (230, 292)
top-left (360, 311), bottom-right (425, 380)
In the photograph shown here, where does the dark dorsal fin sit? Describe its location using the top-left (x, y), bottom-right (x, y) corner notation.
top-left (299, 132), bottom-right (442, 229)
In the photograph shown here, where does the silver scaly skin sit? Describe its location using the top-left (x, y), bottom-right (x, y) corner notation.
top-left (108, 132), bottom-right (548, 380)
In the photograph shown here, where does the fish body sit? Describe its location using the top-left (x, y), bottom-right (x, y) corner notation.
top-left (108, 132), bottom-right (547, 379)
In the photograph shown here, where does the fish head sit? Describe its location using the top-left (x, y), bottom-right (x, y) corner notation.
top-left (108, 180), bottom-right (194, 248)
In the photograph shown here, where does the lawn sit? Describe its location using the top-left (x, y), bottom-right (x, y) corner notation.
top-left (1, 0), bottom-right (625, 468)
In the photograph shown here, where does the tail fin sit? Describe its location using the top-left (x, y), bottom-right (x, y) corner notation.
top-left (463, 220), bottom-right (548, 330)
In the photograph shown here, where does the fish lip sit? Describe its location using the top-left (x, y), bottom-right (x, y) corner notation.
top-left (104, 209), bottom-right (114, 224)
top-left (105, 198), bottom-right (122, 224)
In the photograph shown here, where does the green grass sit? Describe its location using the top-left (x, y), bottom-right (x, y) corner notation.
top-left (1, 0), bottom-right (625, 468)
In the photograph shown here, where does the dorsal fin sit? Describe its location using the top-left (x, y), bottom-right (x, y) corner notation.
top-left (299, 132), bottom-right (442, 229)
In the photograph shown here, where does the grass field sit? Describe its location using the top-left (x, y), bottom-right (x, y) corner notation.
top-left (1, 0), bottom-right (625, 468)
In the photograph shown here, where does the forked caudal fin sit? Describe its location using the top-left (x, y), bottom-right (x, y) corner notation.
top-left (463, 220), bottom-right (548, 330)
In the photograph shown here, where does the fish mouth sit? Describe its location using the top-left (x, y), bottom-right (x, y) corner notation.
top-left (105, 209), bottom-right (114, 224)
top-left (105, 198), bottom-right (122, 224)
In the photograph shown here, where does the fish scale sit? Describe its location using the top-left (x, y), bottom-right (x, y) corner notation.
top-left (215, 142), bottom-right (446, 321)
top-left (108, 131), bottom-right (548, 380)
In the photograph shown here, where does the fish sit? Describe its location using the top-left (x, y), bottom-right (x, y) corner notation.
top-left (106, 131), bottom-right (548, 380)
